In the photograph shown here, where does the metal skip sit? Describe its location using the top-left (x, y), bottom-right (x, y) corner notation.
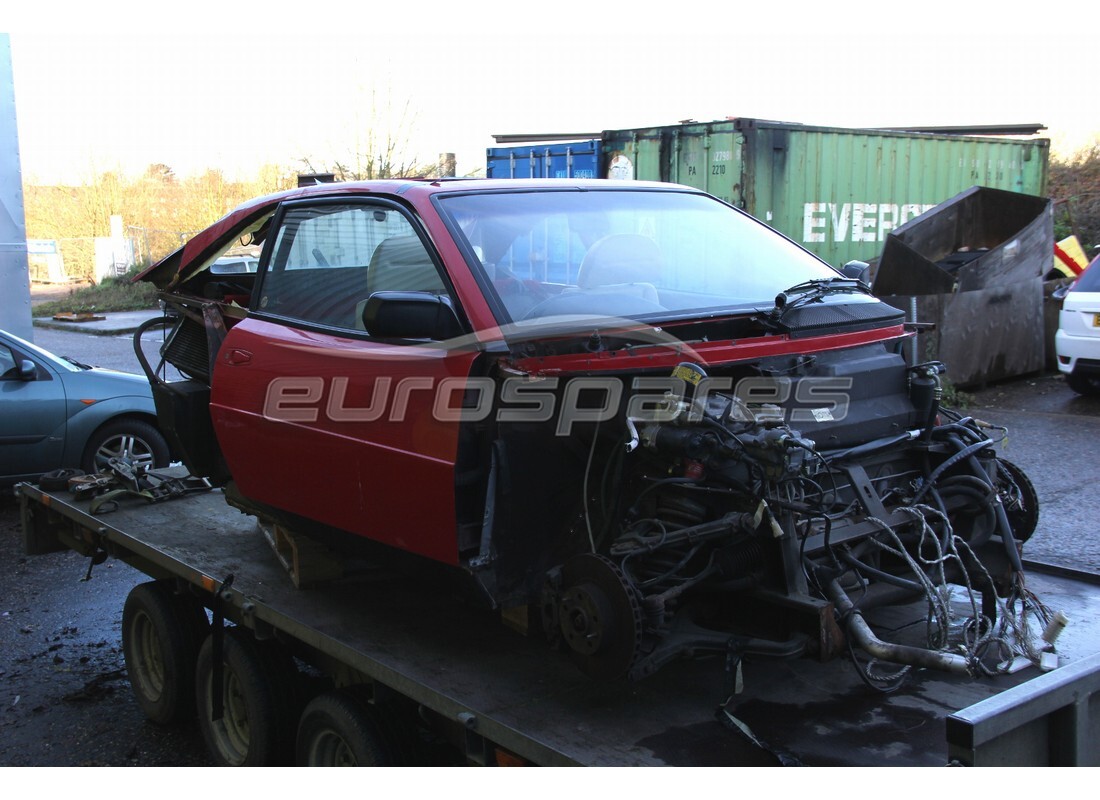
top-left (871, 186), bottom-right (1053, 386)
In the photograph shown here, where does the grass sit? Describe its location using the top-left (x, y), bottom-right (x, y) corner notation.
top-left (33, 270), bottom-right (160, 317)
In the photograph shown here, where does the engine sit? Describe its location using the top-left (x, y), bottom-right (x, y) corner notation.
top-left (539, 351), bottom-right (1045, 686)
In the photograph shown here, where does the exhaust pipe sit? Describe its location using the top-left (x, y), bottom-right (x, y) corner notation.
top-left (826, 579), bottom-right (973, 676)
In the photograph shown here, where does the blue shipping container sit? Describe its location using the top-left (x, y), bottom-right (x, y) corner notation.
top-left (486, 140), bottom-right (601, 179)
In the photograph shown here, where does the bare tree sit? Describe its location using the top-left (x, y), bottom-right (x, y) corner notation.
top-left (1051, 140), bottom-right (1100, 253)
top-left (299, 88), bottom-right (436, 180)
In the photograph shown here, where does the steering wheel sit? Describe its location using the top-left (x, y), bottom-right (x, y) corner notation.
top-left (493, 265), bottom-right (551, 317)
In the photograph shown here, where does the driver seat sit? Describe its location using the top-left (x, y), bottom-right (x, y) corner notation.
top-left (576, 234), bottom-right (662, 302)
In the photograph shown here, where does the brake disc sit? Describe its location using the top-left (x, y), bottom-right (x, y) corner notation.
top-left (556, 554), bottom-right (644, 681)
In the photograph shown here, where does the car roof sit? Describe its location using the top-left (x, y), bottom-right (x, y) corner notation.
top-left (201, 177), bottom-right (686, 225)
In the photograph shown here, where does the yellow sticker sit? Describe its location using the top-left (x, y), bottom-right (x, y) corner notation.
top-left (672, 364), bottom-right (703, 386)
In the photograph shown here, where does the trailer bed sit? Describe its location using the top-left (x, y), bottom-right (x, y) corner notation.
top-left (19, 481), bottom-right (1100, 766)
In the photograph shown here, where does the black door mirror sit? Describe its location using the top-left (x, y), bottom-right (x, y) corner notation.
top-left (841, 260), bottom-right (871, 284)
top-left (361, 292), bottom-right (462, 341)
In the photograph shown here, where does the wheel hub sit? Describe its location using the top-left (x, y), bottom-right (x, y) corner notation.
top-left (559, 582), bottom-right (614, 655)
top-left (554, 554), bottom-right (643, 680)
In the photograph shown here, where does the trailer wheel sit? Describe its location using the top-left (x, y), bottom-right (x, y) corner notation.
top-left (296, 691), bottom-right (395, 766)
top-left (195, 628), bottom-right (293, 766)
top-left (122, 581), bottom-right (208, 725)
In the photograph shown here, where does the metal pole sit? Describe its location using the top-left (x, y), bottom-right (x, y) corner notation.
top-left (0, 34), bottom-right (33, 341)
top-left (910, 297), bottom-right (919, 365)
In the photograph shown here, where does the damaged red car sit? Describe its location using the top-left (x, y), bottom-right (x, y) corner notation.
top-left (136, 179), bottom-right (1040, 684)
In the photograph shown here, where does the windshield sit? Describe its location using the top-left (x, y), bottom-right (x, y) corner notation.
top-left (2, 330), bottom-right (82, 373)
top-left (437, 187), bottom-right (841, 325)
top-left (1076, 256), bottom-right (1100, 292)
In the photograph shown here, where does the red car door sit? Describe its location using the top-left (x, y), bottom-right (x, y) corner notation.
top-left (210, 199), bottom-right (479, 565)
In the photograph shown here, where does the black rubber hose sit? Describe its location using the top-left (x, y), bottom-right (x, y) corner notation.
top-left (946, 434), bottom-right (1025, 575)
top-left (937, 485), bottom-right (998, 547)
top-left (937, 474), bottom-right (996, 496)
top-left (910, 438), bottom-right (991, 505)
top-left (133, 315), bottom-right (170, 386)
top-left (993, 500), bottom-right (1026, 574)
top-left (837, 549), bottom-right (925, 593)
top-left (933, 421), bottom-right (984, 442)
top-left (937, 485), bottom-right (993, 503)
top-left (821, 432), bottom-right (914, 463)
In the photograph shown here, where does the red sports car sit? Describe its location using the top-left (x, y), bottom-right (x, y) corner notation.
top-left (137, 179), bottom-right (1039, 682)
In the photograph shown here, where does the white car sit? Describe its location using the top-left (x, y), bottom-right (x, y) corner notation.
top-left (1055, 255), bottom-right (1100, 395)
top-left (210, 255), bottom-right (259, 274)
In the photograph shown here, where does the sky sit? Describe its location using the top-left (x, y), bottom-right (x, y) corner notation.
top-left (4, 2), bottom-right (1097, 184)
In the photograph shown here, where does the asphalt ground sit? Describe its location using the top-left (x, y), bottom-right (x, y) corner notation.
top-left (4, 308), bottom-right (212, 766)
top-left (1, 315), bottom-right (1098, 767)
top-left (963, 373), bottom-right (1100, 572)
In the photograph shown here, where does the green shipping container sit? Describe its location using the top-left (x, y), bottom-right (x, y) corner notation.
top-left (601, 119), bottom-right (1049, 269)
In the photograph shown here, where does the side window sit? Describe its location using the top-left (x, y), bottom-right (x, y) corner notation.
top-left (0, 344), bottom-right (17, 379)
top-left (259, 202), bottom-right (449, 331)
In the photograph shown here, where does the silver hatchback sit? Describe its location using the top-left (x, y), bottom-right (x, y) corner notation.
top-left (0, 328), bottom-right (171, 484)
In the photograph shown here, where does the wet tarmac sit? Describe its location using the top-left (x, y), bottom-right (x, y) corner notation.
top-left (2, 323), bottom-right (210, 765)
top-left (0, 497), bottom-right (212, 766)
top-left (1, 327), bottom-right (1098, 765)
top-left (965, 373), bottom-right (1100, 572)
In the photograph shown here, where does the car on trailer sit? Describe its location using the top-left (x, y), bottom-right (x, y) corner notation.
top-left (133, 178), bottom-right (1043, 683)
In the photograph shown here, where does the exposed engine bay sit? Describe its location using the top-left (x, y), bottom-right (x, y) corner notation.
top-left (523, 346), bottom-right (1046, 684)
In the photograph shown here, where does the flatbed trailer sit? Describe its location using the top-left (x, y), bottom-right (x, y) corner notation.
top-left (17, 479), bottom-right (1100, 767)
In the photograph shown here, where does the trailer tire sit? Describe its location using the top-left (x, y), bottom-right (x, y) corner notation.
top-left (296, 691), bottom-right (395, 766)
top-left (122, 581), bottom-right (207, 725)
top-left (195, 628), bottom-right (293, 766)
